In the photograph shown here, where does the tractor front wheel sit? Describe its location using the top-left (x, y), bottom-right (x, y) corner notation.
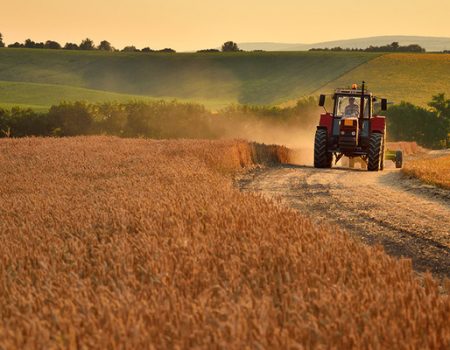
top-left (367, 133), bottom-right (384, 171)
top-left (314, 129), bottom-right (332, 168)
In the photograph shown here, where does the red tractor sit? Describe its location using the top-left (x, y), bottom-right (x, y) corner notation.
top-left (314, 82), bottom-right (402, 171)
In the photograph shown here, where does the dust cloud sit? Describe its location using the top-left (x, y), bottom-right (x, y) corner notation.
top-left (217, 117), bottom-right (316, 166)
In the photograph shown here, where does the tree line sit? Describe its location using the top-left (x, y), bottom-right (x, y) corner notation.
top-left (0, 33), bottom-right (245, 53)
top-left (310, 42), bottom-right (426, 53)
top-left (0, 33), bottom-right (175, 52)
top-left (0, 95), bottom-right (448, 148)
top-left (0, 98), bottom-right (319, 139)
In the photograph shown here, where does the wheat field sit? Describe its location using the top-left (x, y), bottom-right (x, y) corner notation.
top-left (387, 141), bottom-right (426, 156)
top-left (403, 153), bottom-right (450, 189)
top-left (0, 137), bottom-right (448, 349)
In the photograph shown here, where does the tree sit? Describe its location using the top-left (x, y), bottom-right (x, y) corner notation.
top-left (64, 42), bottom-right (79, 50)
top-left (23, 39), bottom-right (45, 49)
top-left (0, 33), bottom-right (5, 48)
top-left (122, 45), bottom-right (139, 52)
top-left (79, 38), bottom-right (95, 50)
top-left (428, 93), bottom-right (450, 136)
top-left (197, 48), bottom-right (220, 53)
top-left (141, 47), bottom-right (154, 52)
top-left (3, 108), bottom-right (52, 137)
top-left (98, 40), bottom-right (112, 51)
top-left (48, 102), bottom-right (93, 136)
top-left (391, 41), bottom-right (400, 50)
top-left (44, 40), bottom-right (61, 49)
top-left (386, 101), bottom-right (447, 148)
top-left (405, 44), bottom-right (425, 53)
top-left (221, 41), bottom-right (240, 52)
top-left (8, 42), bottom-right (24, 48)
top-left (24, 39), bottom-right (36, 48)
top-left (158, 48), bottom-right (175, 53)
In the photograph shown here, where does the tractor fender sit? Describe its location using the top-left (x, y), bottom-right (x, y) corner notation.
top-left (371, 116), bottom-right (386, 133)
top-left (318, 113), bottom-right (333, 136)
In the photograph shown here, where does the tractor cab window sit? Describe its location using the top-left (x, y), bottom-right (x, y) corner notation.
top-left (335, 96), bottom-right (370, 118)
top-left (373, 101), bottom-right (383, 115)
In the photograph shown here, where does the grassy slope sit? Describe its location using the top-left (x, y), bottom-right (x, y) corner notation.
top-left (1, 49), bottom-right (449, 109)
top-left (319, 53), bottom-right (450, 106)
top-left (0, 81), bottom-right (155, 111)
top-left (0, 81), bottom-right (227, 111)
top-left (0, 49), bottom-right (378, 108)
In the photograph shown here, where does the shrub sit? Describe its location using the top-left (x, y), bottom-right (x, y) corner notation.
top-left (0, 108), bottom-right (51, 137)
top-left (48, 102), bottom-right (93, 136)
top-left (0, 96), bottom-right (447, 149)
top-left (386, 102), bottom-right (447, 148)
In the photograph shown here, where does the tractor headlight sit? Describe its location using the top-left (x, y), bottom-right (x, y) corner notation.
top-left (340, 131), bottom-right (345, 135)
top-left (351, 131), bottom-right (356, 136)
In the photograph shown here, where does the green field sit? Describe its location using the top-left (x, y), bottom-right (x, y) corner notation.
top-left (0, 48), bottom-right (449, 110)
top-left (0, 49), bottom-right (378, 109)
top-left (318, 53), bottom-right (450, 106)
top-left (0, 81), bottom-right (228, 111)
top-left (0, 81), bottom-right (159, 111)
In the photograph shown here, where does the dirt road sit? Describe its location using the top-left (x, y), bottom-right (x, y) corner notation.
top-left (240, 164), bottom-right (450, 279)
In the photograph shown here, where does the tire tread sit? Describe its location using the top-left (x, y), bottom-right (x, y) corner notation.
top-left (368, 133), bottom-right (383, 171)
top-left (314, 129), bottom-right (332, 168)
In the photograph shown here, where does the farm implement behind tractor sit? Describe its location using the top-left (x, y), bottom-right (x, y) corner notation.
top-left (314, 82), bottom-right (402, 171)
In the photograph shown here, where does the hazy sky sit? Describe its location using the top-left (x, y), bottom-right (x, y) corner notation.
top-left (2, 0), bottom-right (449, 51)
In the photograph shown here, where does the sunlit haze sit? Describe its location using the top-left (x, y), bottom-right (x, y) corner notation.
top-left (2, 0), bottom-right (450, 51)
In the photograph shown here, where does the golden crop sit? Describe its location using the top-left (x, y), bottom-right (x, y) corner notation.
top-left (403, 154), bottom-right (450, 189)
top-left (0, 137), bottom-right (448, 349)
top-left (387, 141), bottom-right (425, 155)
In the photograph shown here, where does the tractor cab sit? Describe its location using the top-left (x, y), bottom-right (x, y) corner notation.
top-left (314, 82), bottom-right (401, 171)
top-left (337, 95), bottom-right (376, 144)
top-left (328, 87), bottom-right (378, 151)
top-left (334, 92), bottom-right (371, 118)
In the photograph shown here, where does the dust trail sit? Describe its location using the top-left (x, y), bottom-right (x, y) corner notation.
top-left (217, 117), bottom-right (317, 166)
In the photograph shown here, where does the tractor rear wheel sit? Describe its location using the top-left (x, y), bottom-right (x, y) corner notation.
top-left (314, 129), bottom-right (332, 168)
top-left (367, 133), bottom-right (384, 171)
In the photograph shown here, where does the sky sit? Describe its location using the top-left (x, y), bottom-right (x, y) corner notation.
top-left (1, 0), bottom-right (450, 51)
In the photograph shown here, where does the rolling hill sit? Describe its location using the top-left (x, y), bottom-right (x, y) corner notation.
top-left (0, 49), bottom-right (379, 109)
top-left (317, 53), bottom-right (450, 106)
top-left (0, 81), bottom-right (230, 111)
top-left (0, 81), bottom-right (158, 111)
top-left (0, 48), bottom-right (449, 110)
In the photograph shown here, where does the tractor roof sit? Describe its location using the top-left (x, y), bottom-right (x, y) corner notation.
top-left (334, 88), bottom-right (372, 97)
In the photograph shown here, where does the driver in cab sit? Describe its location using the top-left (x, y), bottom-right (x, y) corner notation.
top-left (343, 97), bottom-right (359, 118)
